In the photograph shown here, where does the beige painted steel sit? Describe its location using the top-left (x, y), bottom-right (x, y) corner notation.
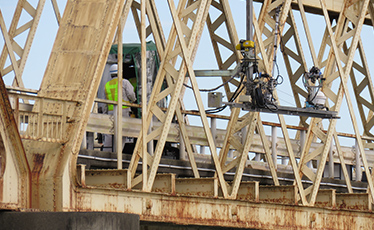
top-left (116, 14), bottom-right (124, 170)
top-left (296, 0), bottom-right (374, 205)
top-left (2, 0), bottom-right (374, 228)
top-left (309, 189), bottom-right (336, 209)
top-left (175, 178), bottom-right (218, 198)
top-left (0, 0), bottom-right (46, 87)
top-left (259, 185), bottom-right (298, 205)
top-left (0, 77), bottom-right (29, 210)
top-left (336, 193), bottom-right (372, 211)
top-left (10, 0), bottom-right (126, 211)
top-left (73, 186), bottom-right (374, 229)
top-left (128, 0), bottom-right (221, 195)
top-left (140, 0), bottom-right (148, 190)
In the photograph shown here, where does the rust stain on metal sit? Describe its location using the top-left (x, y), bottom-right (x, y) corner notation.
top-left (154, 198), bottom-right (225, 227)
top-left (153, 188), bottom-right (167, 193)
top-left (178, 191), bottom-right (215, 197)
top-left (31, 153), bottom-right (46, 209)
top-left (338, 200), bottom-right (347, 210)
top-left (32, 154), bottom-right (45, 174)
top-left (73, 188), bottom-right (374, 229)
top-left (337, 200), bottom-right (367, 211)
top-left (315, 201), bottom-right (333, 208)
top-left (107, 183), bottom-right (126, 189)
top-left (260, 197), bottom-right (297, 205)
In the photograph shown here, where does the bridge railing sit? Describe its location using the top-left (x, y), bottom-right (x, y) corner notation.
top-left (6, 87), bottom-right (374, 181)
top-left (87, 97), bottom-right (374, 181)
top-left (7, 88), bottom-right (77, 143)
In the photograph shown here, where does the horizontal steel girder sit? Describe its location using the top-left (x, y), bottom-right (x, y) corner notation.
top-left (74, 186), bottom-right (374, 229)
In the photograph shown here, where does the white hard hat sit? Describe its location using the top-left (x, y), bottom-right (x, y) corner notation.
top-left (109, 64), bottom-right (118, 76)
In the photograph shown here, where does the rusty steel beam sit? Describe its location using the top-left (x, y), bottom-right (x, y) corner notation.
top-left (74, 186), bottom-right (374, 229)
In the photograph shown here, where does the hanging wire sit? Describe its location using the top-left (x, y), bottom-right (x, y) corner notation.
top-left (189, 68), bottom-right (247, 114)
top-left (205, 72), bottom-right (246, 114)
top-left (274, 62), bottom-right (284, 85)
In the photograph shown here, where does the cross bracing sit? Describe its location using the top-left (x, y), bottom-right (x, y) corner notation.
top-left (1, 0), bottom-right (374, 229)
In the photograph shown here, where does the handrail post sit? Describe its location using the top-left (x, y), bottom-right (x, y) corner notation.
top-left (81, 132), bottom-right (87, 150)
top-left (211, 117), bottom-right (217, 146)
top-left (180, 130), bottom-right (186, 160)
top-left (329, 141), bottom-right (334, 178)
top-left (300, 130), bottom-right (312, 168)
top-left (148, 119), bottom-right (154, 156)
top-left (38, 98), bottom-right (44, 139)
top-left (241, 126), bottom-right (247, 144)
top-left (355, 139), bottom-right (362, 181)
top-left (200, 145), bottom-right (205, 154)
top-left (271, 126), bottom-right (277, 169)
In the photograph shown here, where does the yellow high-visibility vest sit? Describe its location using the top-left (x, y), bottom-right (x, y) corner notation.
top-left (129, 77), bottom-right (137, 91)
top-left (105, 78), bottom-right (129, 111)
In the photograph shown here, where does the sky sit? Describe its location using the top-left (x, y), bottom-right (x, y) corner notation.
top-left (1, 0), bottom-right (374, 147)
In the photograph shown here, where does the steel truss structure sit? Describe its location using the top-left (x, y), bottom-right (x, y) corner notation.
top-left (1, 0), bottom-right (374, 229)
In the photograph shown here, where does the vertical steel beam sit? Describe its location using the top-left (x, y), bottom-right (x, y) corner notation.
top-left (211, 117), bottom-right (217, 146)
top-left (329, 142), bottom-right (334, 178)
top-left (141, 0), bottom-right (148, 190)
top-left (179, 128), bottom-right (186, 160)
top-left (116, 13), bottom-right (124, 169)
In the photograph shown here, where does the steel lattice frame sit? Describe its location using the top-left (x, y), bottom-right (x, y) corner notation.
top-left (1, 0), bottom-right (374, 212)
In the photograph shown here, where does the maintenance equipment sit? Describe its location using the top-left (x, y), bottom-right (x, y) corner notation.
top-left (226, 3), bottom-right (338, 119)
top-left (1, 0), bottom-right (374, 229)
top-left (303, 66), bottom-right (328, 110)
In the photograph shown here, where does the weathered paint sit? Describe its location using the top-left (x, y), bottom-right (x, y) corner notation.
top-left (1, 1), bottom-right (374, 229)
top-left (16, 0), bottom-right (127, 211)
top-left (0, 74), bottom-right (30, 209)
top-left (73, 187), bottom-right (374, 229)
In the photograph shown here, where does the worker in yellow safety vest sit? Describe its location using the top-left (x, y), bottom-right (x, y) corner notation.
top-left (105, 64), bottom-right (136, 116)
top-left (103, 64), bottom-right (136, 151)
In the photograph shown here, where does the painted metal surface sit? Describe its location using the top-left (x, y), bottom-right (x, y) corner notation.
top-left (0, 74), bottom-right (29, 210)
top-left (1, 0), bottom-right (374, 229)
top-left (74, 187), bottom-right (374, 229)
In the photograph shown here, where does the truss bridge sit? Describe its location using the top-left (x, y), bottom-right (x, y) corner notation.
top-left (1, 0), bottom-right (374, 229)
